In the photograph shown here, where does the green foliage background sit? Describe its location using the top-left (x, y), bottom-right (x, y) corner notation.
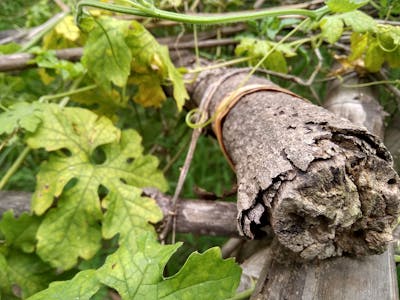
top-left (0, 0), bottom-right (399, 299)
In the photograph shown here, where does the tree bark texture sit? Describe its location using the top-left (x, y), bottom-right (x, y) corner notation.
top-left (0, 189), bottom-right (239, 237)
top-left (187, 68), bottom-right (400, 260)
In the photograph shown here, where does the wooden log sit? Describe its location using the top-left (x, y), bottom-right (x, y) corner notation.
top-left (0, 189), bottom-right (239, 237)
top-left (246, 73), bottom-right (399, 299)
top-left (252, 245), bottom-right (398, 300)
top-left (187, 68), bottom-right (400, 261)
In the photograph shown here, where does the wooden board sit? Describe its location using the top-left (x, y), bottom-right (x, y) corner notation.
top-left (252, 246), bottom-right (398, 300)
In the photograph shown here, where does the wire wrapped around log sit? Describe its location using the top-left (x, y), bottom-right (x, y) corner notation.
top-left (189, 68), bottom-right (400, 260)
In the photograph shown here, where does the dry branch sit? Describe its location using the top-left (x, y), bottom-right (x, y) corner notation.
top-left (186, 67), bottom-right (400, 260)
top-left (0, 189), bottom-right (239, 237)
top-left (249, 75), bottom-right (399, 299)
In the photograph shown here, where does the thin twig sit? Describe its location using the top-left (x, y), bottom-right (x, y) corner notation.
top-left (376, 70), bottom-right (400, 110)
top-left (53, 0), bottom-right (70, 12)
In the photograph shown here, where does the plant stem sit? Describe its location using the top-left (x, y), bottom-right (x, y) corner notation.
top-left (38, 84), bottom-right (96, 102)
top-left (0, 147), bottom-right (30, 190)
top-left (76, 0), bottom-right (329, 25)
top-left (343, 79), bottom-right (400, 88)
top-left (228, 285), bottom-right (255, 300)
top-left (187, 57), bottom-right (252, 74)
top-left (19, 12), bottom-right (68, 53)
top-left (240, 18), bottom-right (309, 86)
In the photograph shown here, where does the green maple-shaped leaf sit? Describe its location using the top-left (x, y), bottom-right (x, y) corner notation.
top-left (82, 17), bottom-right (132, 90)
top-left (0, 102), bottom-right (42, 136)
top-left (102, 186), bottom-right (163, 240)
top-left (0, 211), bottom-right (41, 253)
top-left (26, 270), bottom-right (100, 300)
top-left (26, 105), bottom-right (167, 269)
top-left (97, 232), bottom-right (241, 300)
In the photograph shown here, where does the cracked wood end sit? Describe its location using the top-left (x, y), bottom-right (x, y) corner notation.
top-left (190, 69), bottom-right (400, 260)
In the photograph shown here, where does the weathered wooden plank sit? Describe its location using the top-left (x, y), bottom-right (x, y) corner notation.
top-left (252, 246), bottom-right (398, 300)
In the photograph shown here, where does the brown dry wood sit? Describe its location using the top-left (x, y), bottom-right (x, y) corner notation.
top-left (0, 189), bottom-right (238, 237)
top-left (252, 245), bottom-right (398, 300)
top-left (247, 73), bottom-right (396, 300)
top-left (188, 69), bottom-right (398, 300)
top-left (188, 68), bottom-right (400, 261)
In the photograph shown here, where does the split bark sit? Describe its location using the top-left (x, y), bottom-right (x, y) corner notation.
top-left (249, 73), bottom-right (399, 300)
top-left (186, 67), bottom-right (400, 260)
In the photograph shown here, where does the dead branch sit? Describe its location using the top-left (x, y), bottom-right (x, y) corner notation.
top-left (0, 189), bottom-right (239, 238)
top-left (185, 66), bottom-right (400, 261)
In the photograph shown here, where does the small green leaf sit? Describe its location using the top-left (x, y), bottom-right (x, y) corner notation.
top-left (0, 211), bottom-right (41, 253)
top-left (0, 42), bottom-right (21, 54)
top-left (365, 41), bottom-right (386, 72)
top-left (320, 16), bottom-right (344, 44)
top-left (97, 232), bottom-right (241, 300)
top-left (0, 253), bottom-right (12, 295)
top-left (26, 270), bottom-right (100, 300)
top-left (0, 102), bottom-right (42, 136)
top-left (97, 232), bottom-right (181, 299)
top-left (349, 32), bottom-right (368, 61)
top-left (82, 17), bottom-right (132, 90)
top-left (235, 37), bottom-right (289, 73)
top-left (340, 11), bottom-right (376, 32)
top-left (158, 247), bottom-right (241, 300)
top-left (326, 0), bottom-right (369, 12)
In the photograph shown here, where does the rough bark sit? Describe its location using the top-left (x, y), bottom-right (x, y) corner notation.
top-left (0, 189), bottom-right (239, 237)
top-left (230, 72), bottom-right (399, 300)
top-left (187, 68), bottom-right (400, 260)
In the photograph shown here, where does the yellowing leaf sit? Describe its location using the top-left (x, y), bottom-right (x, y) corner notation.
top-left (26, 105), bottom-right (167, 269)
top-left (37, 68), bottom-right (54, 85)
top-left (82, 17), bottom-right (132, 90)
top-left (349, 32), bottom-right (368, 61)
top-left (129, 75), bottom-right (166, 107)
top-left (42, 15), bottom-right (83, 50)
top-left (365, 41), bottom-right (385, 72)
top-left (125, 21), bottom-right (188, 110)
top-left (55, 15), bottom-right (80, 42)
